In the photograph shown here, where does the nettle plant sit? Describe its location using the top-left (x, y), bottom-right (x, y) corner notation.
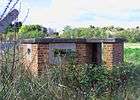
top-left (47, 63), bottom-right (138, 99)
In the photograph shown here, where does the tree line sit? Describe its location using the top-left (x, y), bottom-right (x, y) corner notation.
top-left (61, 25), bottom-right (140, 43)
top-left (5, 24), bottom-right (140, 42)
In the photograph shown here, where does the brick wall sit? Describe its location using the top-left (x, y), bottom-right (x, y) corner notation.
top-left (103, 42), bottom-right (124, 69)
top-left (20, 44), bottom-right (49, 75)
top-left (20, 44), bottom-right (38, 75)
top-left (38, 44), bottom-right (49, 74)
top-left (76, 43), bottom-right (102, 65)
top-left (76, 44), bottom-right (92, 64)
top-left (30, 44), bottom-right (38, 75)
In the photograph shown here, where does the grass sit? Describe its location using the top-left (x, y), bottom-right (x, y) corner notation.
top-left (124, 48), bottom-right (140, 65)
top-left (124, 43), bottom-right (140, 65)
top-left (124, 43), bottom-right (140, 100)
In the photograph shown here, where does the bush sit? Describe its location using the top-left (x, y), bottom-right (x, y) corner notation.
top-left (0, 62), bottom-right (139, 100)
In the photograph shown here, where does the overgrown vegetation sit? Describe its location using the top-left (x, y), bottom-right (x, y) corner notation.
top-left (61, 26), bottom-right (140, 43)
top-left (2, 25), bottom-right (140, 99)
top-left (0, 1), bottom-right (140, 99)
top-left (0, 61), bottom-right (139, 100)
top-left (5, 24), bottom-right (47, 39)
top-left (0, 42), bottom-right (140, 100)
top-left (4, 24), bottom-right (140, 42)
top-left (0, 45), bottom-right (140, 99)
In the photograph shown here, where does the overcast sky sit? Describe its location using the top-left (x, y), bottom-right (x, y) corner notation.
top-left (1, 0), bottom-right (140, 30)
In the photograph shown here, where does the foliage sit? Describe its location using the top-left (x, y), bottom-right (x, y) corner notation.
top-left (61, 25), bottom-right (140, 43)
top-left (5, 24), bottom-right (140, 42)
top-left (0, 60), bottom-right (139, 100)
top-left (116, 28), bottom-right (140, 42)
top-left (61, 26), bottom-right (110, 38)
top-left (4, 22), bottom-right (22, 40)
top-left (0, 42), bottom-right (140, 99)
top-left (18, 25), bottom-right (46, 39)
top-left (4, 24), bottom-right (47, 40)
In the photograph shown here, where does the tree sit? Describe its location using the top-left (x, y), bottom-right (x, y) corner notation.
top-left (19, 25), bottom-right (46, 38)
top-left (5, 22), bottom-right (22, 40)
top-left (61, 26), bottom-right (110, 38)
top-left (61, 25), bottom-right (140, 42)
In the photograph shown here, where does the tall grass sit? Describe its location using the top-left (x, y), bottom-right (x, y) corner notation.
top-left (0, 62), bottom-right (139, 100)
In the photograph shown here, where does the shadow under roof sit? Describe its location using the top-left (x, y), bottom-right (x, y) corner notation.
top-left (21, 38), bottom-right (125, 44)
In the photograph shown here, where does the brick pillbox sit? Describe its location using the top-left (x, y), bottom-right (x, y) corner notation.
top-left (20, 38), bottom-right (124, 75)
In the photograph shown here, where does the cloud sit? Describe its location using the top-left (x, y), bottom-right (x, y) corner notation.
top-left (23, 0), bottom-right (140, 30)
top-left (49, 0), bottom-right (140, 12)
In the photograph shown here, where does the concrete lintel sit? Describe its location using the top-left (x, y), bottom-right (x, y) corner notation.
top-left (21, 38), bottom-right (125, 44)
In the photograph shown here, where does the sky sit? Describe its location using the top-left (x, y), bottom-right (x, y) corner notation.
top-left (1, 0), bottom-right (140, 31)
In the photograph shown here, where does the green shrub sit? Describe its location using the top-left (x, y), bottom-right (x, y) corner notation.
top-left (0, 60), bottom-right (139, 99)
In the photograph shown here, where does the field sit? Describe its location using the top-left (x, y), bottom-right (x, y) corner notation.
top-left (125, 43), bottom-right (140, 48)
top-left (124, 43), bottom-right (140, 65)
